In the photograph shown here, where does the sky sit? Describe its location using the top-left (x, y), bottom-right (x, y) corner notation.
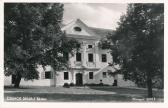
top-left (63, 3), bottom-right (128, 30)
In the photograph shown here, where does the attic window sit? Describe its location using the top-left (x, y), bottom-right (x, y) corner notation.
top-left (74, 27), bottom-right (82, 32)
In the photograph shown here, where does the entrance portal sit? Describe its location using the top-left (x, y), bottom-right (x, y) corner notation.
top-left (76, 73), bottom-right (83, 86)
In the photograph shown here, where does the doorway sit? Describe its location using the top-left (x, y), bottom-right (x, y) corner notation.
top-left (76, 73), bottom-right (83, 86)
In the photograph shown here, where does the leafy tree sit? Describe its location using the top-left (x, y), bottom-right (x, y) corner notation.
top-left (99, 4), bottom-right (164, 97)
top-left (4, 3), bottom-right (79, 88)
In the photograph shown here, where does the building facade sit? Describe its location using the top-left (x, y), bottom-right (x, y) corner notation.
top-left (4, 19), bottom-right (136, 87)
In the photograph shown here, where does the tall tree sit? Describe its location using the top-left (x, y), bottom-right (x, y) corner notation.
top-left (99, 4), bottom-right (164, 97)
top-left (4, 3), bottom-right (78, 88)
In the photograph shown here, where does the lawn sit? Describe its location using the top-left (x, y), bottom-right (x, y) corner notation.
top-left (4, 86), bottom-right (163, 102)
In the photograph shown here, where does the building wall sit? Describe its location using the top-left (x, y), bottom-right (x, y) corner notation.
top-left (4, 76), bottom-right (12, 86)
top-left (117, 74), bottom-right (136, 87)
top-left (69, 39), bottom-right (112, 69)
top-left (83, 70), bottom-right (115, 85)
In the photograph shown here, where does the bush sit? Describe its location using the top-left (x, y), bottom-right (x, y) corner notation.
top-left (63, 83), bottom-right (70, 88)
top-left (99, 82), bottom-right (103, 86)
top-left (84, 83), bottom-right (109, 86)
top-left (69, 83), bottom-right (75, 86)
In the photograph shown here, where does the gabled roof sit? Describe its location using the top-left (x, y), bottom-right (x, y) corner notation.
top-left (89, 27), bottom-right (114, 38)
top-left (61, 19), bottom-right (114, 39)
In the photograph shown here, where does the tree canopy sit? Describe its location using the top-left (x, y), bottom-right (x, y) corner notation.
top-left (4, 3), bottom-right (79, 87)
top-left (99, 3), bottom-right (164, 97)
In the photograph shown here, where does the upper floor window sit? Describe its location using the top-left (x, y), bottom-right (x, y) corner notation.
top-left (74, 26), bottom-right (82, 32)
top-left (88, 53), bottom-right (93, 62)
top-left (76, 43), bottom-right (81, 48)
top-left (63, 52), bottom-right (69, 61)
top-left (102, 54), bottom-right (107, 62)
top-left (64, 72), bottom-right (69, 80)
top-left (89, 72), bottom-right (93, 79)
top-left (88, 45), bottom-right (92, 48)
top-left (76, 52), bottom-right (81, 62)
top-left (45, 71), bottom-right (51, 79)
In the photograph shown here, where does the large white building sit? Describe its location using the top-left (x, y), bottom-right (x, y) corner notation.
top-left (4, 19), bottom-right (136, 87)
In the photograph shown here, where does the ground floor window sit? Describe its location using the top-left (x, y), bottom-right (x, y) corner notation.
top-left (89, 72), bottom-right (93, 79)
top-left (45, 71), bottom-right (51, 79)
top-left (64, 72), bottom-right (69, 80)
top-left (103, 72), bottom-right (107, 78)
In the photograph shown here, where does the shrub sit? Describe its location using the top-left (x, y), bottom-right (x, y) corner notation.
top-left (84, 83), bottom-right (109, 86)
top-left (70, 83), bottom-right (75, 86)
top-left (99, 82), bottom-right (103, 86)
top-left (63, 83), bottom-right (70, 88)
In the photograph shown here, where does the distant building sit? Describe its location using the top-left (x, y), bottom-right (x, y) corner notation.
top-left (4, 19), bottom-right (136, 87)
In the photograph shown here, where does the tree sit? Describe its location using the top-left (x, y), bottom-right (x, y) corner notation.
top-left (99, 4), bottom-right (164, 98)
top-left (4, 3), bottom-right (79, 88)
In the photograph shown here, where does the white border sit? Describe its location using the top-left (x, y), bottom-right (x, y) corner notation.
top-left (0, 0), bottom-right (167, 108)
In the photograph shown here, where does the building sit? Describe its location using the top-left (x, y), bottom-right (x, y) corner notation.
top-left (4, 19), bottom-right (136, 87)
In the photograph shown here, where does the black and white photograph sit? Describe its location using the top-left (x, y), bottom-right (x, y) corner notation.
top-left (2, 1), bottom-right (164, 103)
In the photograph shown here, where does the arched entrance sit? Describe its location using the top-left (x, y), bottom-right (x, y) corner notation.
top-left (76, 73), bottom-right (83, 86)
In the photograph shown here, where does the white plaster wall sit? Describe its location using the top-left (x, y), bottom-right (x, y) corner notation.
top-left (68, 40), bottom-right (113, 69)
top-left (55, 71), bottom-right (73, 86)
top-left (98, 49), bottom-right (113, 68)
top-left (19, 79), bottom-right (51, 87)
top-left (117, 74), bottom-right (136, 87)
top-left (4, 65), bottom-right (53, 87)
top-left (83, 70), bottom-right (115, 85)
top-left (4, 76), bottom-right (12, 86)
top-left (4, 75), bottom-right (51, 87)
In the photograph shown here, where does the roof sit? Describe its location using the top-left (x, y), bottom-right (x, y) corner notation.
top-left (62, 19), bottom-right (114, 39)
top-left (89, 27), bottom-right (114, 38)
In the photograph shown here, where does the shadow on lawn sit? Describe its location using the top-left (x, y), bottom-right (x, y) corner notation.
top-left (4, 92), bottom-right (132, 102)
top-left (89, 87), bottom-right (163, 98)
top-left (4, 85), bottom-right (43, 89)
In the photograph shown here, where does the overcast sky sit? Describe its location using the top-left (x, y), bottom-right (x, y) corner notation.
top-left (63, 3), bottom-right (128, 30)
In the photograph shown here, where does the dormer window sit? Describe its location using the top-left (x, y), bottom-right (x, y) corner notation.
top-left (74, 26), bottom-right (82, 32)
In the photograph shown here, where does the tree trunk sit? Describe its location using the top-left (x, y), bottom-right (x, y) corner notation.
top-left (14, 74), bottom-right (22, 88)
top-left (147, 71), bottom-right (153, 98)
top-left (53, 71), bottom-right (56, 87)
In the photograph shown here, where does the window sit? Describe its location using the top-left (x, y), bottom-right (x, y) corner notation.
top-left (103, 72), bottom-right (107, 78)
top-left (63, 52), bottom-right (69, 61)
top-left (88, 53), bottom-right (93, 62)
top-left (76, 43), bottom-right (81, 48)
top-left (45, 71), bottom-right (51, 79)
top-left (64, 72), bottom-right (69, 80)
top-left (74, 26), bottom-right (82, 32)
top-left (89, 72), bottom-right (93, 79)
top-left (76, 53), bottom-right (81, 61)
top-left (12, 75), bottom-right (16, 84)
top-left (88, 45), bottom-right (92, 48)
top-left (102, 54), bottom-right (107, 62)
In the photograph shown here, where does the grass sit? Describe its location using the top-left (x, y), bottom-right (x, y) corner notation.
top-left (4, 86), bottom-right (163, 102)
